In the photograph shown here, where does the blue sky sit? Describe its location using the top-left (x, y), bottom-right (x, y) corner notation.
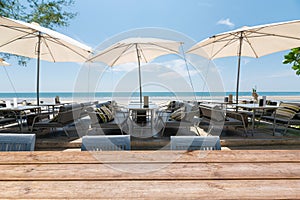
top-left (1, 0), bottom-right (300, 93)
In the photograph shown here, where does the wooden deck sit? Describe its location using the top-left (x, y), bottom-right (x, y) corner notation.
top-left (0, 150), bottom-right (299, 199)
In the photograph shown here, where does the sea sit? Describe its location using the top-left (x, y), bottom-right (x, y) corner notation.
top-left (0, 92), bottom-right (300, 104)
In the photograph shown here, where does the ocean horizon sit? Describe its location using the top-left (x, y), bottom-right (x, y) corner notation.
top-left (0, 91), bottom-right (300, 100)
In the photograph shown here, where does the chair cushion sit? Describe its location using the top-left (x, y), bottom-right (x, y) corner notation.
top-left (167, 101), bottom-right (184, 112)
top-left (170, 107), bottom-right (185, 121)
top-left (96, 101), bottom-right (112, 110)
top-left (95, 108), bottom-right (108, 123)
top-left (99, 106), bottom-right (114, 122)
top-left (276, 103), bottom-right (300, 119)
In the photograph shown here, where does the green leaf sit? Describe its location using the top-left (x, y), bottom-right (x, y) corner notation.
top-left (283, 47), bottom-right (300, 76)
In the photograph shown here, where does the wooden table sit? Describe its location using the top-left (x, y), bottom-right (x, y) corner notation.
top-left (0, 150), bottom-right (299, 199)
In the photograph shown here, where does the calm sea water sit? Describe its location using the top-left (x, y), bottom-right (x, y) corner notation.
top-left (0, 91), bottom-right (300, 102)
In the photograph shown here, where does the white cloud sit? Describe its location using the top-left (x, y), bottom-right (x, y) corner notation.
top-left (158, 59), bottom-right (199, 77)
top-left (217, 18), bottom-right (235, 28)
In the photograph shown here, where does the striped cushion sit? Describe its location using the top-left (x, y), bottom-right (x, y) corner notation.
top-left (95, 108), bottom-right (107, 123)
top-left (100, 106), bottom-right (114, 122)
top-left (170, 107), bottom-right (185, 121)
top-left (276, 103), bottom-right (300, 119)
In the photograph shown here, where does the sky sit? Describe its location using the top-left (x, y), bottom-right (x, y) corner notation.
top-left (1, 0), bottom-right (300, 93)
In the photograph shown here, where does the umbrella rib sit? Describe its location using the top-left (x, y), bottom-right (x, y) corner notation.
top-left (146, 42), bottom-right (180, 54)
top-left (110, 44), bottom-right (135, 66)
top-left (0, 24), bottom-right (38, 35)
top-left (41, 34), bottom-right (91, 61)
top-left (89, 40), bottom-right (180, 65)
top-left (246, 30), bottom-right (300, 41)
top-left (187, 33), bottom-right (239, 56)
top-left (0, 32), bottom-right (37, 48)
top-left (242, 34), bottom-right (259, 58)
top-left (211, 32), bottom-right (260, 58)
top-left (0, 24), bottom-right (42, 48)
top-left (137, 44), bottom-right (148, 63)
top-left (209, 34), bottom-right (240, 59)
top-left (136, 42), bottom-right (180, 63)
top-left (87, 43), bottom-right (131, 64)
top-left (41, 37), bottom-right (56, 62)
top-left (241, 30), bottom-right (300, 58)
top-left (0, 24), bottom-right (91, 61)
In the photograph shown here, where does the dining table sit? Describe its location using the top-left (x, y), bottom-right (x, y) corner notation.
top-left (127, 103), bottom-right (158, 136)
top-left (0, 105), bottom-right (41, 131)
top-left (236, 103), bottom-right (279, 132)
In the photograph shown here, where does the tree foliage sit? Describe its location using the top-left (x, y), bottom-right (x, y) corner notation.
top-left (283, 47), bottom-right (300, 75)
top-left (0, 0), bottom-right (76, 28)
top-left (0, 0), bottom-right (77, 65)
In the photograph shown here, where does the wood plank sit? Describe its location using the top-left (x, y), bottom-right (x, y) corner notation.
top-left (222, 138), bottom-right (300, 146)
top-left (0, 162), bottom-right (299, 180)
top-left (1, 180), bottom-right (299, 199)
top-left (0, 150), bottom-right (299, 164)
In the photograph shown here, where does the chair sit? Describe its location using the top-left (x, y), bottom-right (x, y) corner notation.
top-left (0, 110), bottom-right (19, 129)
top-left (163, 102), bottom-right (201, 136)
top-left (261, 102), bottom-right (300, 135)
top-left (199, 105), bottom-right (248, 136)
top-left (81, 135), bottom-right (131, 151)
top-left (31, 103), bottom-right (84, 137)
top-left (0, 133), bottom-right (36, 151)
top-left (86, 105), bottom-right (130, 135)
top-left (170, 136), bottom-right (221, 150)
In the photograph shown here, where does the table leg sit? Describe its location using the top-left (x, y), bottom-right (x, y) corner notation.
top-left (251, 109), bottom-right (255, 135)
top-left (17, 112), bottom-right (24, 131)
top-left (151, 109), bottom-right (154, 135)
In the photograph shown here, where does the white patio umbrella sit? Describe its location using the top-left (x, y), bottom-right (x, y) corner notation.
top-left (89, 37), bottom-right (182, 103)
top-left (186, 19), bottom-right (300, 104)
top-left (0, 16), bottom-right (92, 105)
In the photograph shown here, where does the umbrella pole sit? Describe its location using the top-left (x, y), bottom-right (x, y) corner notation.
top-left (135, 44), bottom-right (142, 103)
top-left (36, 32), bottom-right (42, 106)
top-left (235, 32), bottom-right (243, 111)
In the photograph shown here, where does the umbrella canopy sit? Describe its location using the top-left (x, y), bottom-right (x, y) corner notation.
top-left (186, 19), bottom-right (300, 104)
top-left (0, 16), bottom-right (92, 105)
top-left (89, 37), bottom-right (182, 103)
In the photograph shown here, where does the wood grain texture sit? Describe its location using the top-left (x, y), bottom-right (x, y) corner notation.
top-left (0, 150), bottom-right (299, 164)
top-left (0, 162), bottom-right (299, 180)
top-left (1, 180), bottom-right (299, 199)
top-left (0, 150), bottom-right (299, 199)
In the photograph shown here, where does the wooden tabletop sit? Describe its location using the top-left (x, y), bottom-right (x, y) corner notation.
top-left (0, 150), bottom-right (299, 199)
